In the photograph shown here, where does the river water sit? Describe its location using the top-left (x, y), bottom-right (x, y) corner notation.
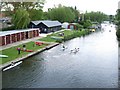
top-left (2, 24), bottom-right (119, 88)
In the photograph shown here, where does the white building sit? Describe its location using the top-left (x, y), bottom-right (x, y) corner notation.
top-left (62, 22), bottom-right (69, 29)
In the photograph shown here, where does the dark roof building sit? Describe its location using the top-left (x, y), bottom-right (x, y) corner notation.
top-left (29, 20), bottom-right (62, 33)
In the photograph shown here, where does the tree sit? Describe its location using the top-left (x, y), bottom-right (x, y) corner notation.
top-left (109, 15), bottom-right (115, 23)
top-left (116, 9), bottom-right (120, 26)
top-left (69, 6), bottom-right (80, 22)
top-left (1, 0), bottom-right (45, 29)
top-left (83, 20), bottom-right (92, 28)
top-left (42, 12), bottom-right (49, 20)
top-left (116, 9), bottom-right (120, 39)
top-left (12, 8), bottom-right (30, 29)
top-left (28, 9), bottom-right (43, 20)
top-left (47, 6), bottom-right (75, 23)
top-left (2, 0), bottom-right (45, 11)
top-left (75, 23), bottom-right (83, 30)
top-left (84, 11), bottom-right (108, 23)
top-left (1, 0), bottom-right (45, 17)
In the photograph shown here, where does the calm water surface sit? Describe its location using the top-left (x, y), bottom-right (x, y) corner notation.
top-left (2, 24), bottom-right (118, 88)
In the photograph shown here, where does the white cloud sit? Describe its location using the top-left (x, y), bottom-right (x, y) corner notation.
top-left (43, 0), bottom-right (120, 15)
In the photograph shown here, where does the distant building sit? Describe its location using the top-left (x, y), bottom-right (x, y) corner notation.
top-left (28, 20), bottom-right (62, 33)
top-left (62, 22), bottom-right (78, 30)
top-left (68, 23), bottom-right (77, 30)
top-left (0, 28), bottom-right (39, 46)
top-left (62, 22), bottom-right (69, 29)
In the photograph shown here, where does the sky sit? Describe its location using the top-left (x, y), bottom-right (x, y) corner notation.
top-left (43, 0), bottom-right (120, 15)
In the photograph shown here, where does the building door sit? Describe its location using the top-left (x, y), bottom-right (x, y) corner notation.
top-left (17, 33), bottom-right (20, 41)
top-left (6, 35), bottom-right (11, 45)
top-left (70, 25), bottom-right (74, 30)
top-left (0, 36), bottom-right (5, 46)
top-left (26, 32), bottom-right (29, 39)
top-left (11, 34), bottom-right (16, 43)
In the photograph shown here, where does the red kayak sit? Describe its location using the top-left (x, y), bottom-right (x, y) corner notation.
top-left (26, 50), bottom-right (33, 52)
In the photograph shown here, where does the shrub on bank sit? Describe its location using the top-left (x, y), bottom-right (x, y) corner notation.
top-left (39, 29), bottom-right (90, 43)
top-left (116, 28), bottom-right (120, 40)
top-left (1, 26), bottom-right (15, 31)
top-left (63, 30), bottom-right (90, 41)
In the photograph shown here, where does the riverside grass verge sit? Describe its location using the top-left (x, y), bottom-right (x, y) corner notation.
top-left (0, 29), bottom-right (90, 65)
top-left (39, 29), bottom-right (90, 43)
top-left (0, 41), bottom-right (49, 64)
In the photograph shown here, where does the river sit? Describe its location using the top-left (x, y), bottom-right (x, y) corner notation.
top-left (2, 24), bottom-right (119, 88)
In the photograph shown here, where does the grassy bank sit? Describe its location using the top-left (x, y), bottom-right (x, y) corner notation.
top-left (0, 29), bottom-right (90, 65)
top-left (39, 29), bottom-right (90, 42)
top-left (63, 29), bottom-right (90, 41)
top-left (0, 42), bottom-right (49, 64)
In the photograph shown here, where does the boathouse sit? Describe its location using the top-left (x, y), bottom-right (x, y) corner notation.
top-left (29, 20), bottom-right (62, 33)
top-left (0, 28), bottom-right (39, 46)
top-left (68, 23), bottom-right (77, 30)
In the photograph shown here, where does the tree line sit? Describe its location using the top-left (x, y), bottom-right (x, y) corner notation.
top-left (1, 1), bottom-right (109, 30)
top-left (116, 9), bottom-right (120, 40)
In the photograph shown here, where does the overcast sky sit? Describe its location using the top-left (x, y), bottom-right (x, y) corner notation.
top-left (43, 0), bottom-right (120, 15)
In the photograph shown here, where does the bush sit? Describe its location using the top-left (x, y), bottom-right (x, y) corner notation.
top-left (63, 30), bottom-right (90, 41)
top-left (1, 26), bottom-right (15, 31)
top-left (40, 30), bottom-right (90, 43)
top-left (56, 38), bottom-right (63, 43)
top-left (83, 20), bottom-right (92, 28)
top-left (75, 23), bottom-right (83, 30)
top-left (116, 28), bottom-right (120, 39)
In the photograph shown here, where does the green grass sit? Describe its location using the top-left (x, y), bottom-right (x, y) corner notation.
top-left (39, 29), bottom-right (90, 43)
top-left (39, 30), bottom-right (76, 42)
top-left (0, 41), bottom-right (49, 64)
top-left (39, 36), bottom-right (56, 42)
top-left (0, 29), bottom-right (90, 65)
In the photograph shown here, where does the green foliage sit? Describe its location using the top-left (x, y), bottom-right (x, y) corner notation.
top-left (28, 9), bottom-right (43, 20)
top-left (1, 29), bottom-right (91, 64)
top-left (69, 6), bottom-right (80, 22)
top-left (116, 28), bottom-right (120, 38)
top-left (39, 30), bottom-right (90, 43)
top-left (84, 11), bottom-right (109, 23)
top-left (83, 20), bottom-right (92, 28)
top-left (1, 1), bottom-right (45, 29)
top-left (2, 1), bottom-right (45, 11)
top-left (116, 9), bottom-right (120, 26)
top-left (0, 41), bottom-right (48, 64)
top-left (39, 36), bottom-right (56, 42)
top-left (63, 30), bottom-right (90, 41)
top-left (116, 9), bottom-right (120, 40)
top-left (116, 10), bottom-right (120, 21)
top-left (45, 6), bottom-right (80, 23)
top-left (42, 12), bottom-right (49, 20)
top-left (47, 6), bottom-right (75, 22)
top-left (1, 1), bottom-right (45, 17)
top-left (75, 23), bottom-right (83, 30)
top-left (1, 26), bottom-right (15, 31)
top-left (12, 8), bottom-right (30, 29)
top-left (109, 15), bottom-right (115, 23)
